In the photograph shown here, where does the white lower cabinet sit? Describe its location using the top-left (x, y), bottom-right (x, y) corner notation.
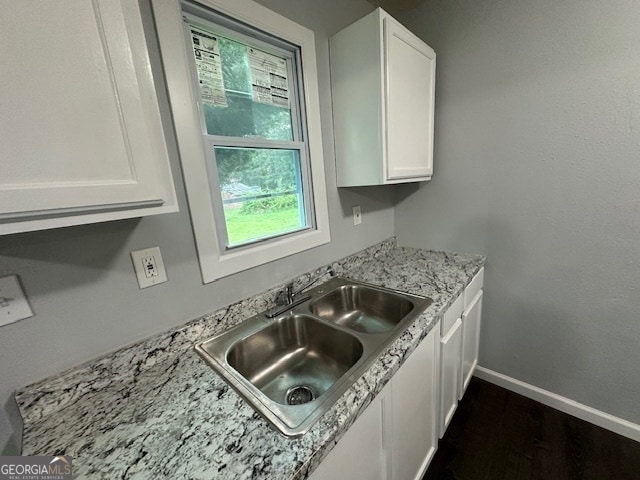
top-left (387, 326), bottom-right (439, 480)
top-left (439, 317), bottom-right (463, 437)
top-left (438, 268), bottom-right (485, 435)
top-left (438, 294), bottom-right (463, 438)
top-left (309, 390), bottom-right (386, 480)
top-left (311, 268), bottom-right (484, 478)
top-left (460, 267), bottom-right (484, 400)
top-left (461, 291), bottom-right (483, 398)
top-left (310, 327), bottom-right (439, 480)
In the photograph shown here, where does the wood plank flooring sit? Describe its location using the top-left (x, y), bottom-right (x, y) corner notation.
top-left (423, 378), bottom-right (640, 480)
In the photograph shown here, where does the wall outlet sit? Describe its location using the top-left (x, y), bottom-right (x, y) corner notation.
top-left (142, 256), bottom-right (159, 278)
top-left (0, 275), bottom-right (34, 327)
top-left (131, 247), bottom-right (168, 289)
top-left (353, 205), bottom-right (362, 225)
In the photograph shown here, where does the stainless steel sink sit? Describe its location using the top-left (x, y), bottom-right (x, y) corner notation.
top-left (226, 314), bottom-right (363, 405)
top-left (309, 284), bottom-right (416, 333)
top-left (195, 277), bottom-right (432, 437)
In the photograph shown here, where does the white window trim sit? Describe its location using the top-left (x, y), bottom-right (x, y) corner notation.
top-left (152, 0), bottom-right (330, 282)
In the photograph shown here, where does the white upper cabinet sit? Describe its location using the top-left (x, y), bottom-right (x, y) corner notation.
top-left (330, 8), bottom-right (435, 186)
top-left (0, 0), bottom-right (177, 235)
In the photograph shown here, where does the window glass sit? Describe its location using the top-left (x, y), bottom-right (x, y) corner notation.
top-left (188, 20), bottom-right (309, 248)
top-left (190, 26), bottom-right (294, 141)
top-left (214, 146), bottom-right (306, 246)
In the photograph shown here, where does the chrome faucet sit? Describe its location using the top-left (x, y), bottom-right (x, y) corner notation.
top-left (265, 266), bottom-right (336, 318)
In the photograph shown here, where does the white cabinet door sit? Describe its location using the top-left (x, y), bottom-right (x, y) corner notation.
top-left (384, 17), bottom-right (435, 181)
top-left (388, 327), bottom-right (439, 480)
top-left (330, 8), bottom-right (435, 186)
top-left (461, 290), bottom-right (483, 398)
top-left (0, 0), bottom-right (177, 235)
top-left (439, 317), bottom-right (463, 437)
top-left (310, 326), bottom-right (440, 480)
top-left (309, 390), bottom-right (386, 480)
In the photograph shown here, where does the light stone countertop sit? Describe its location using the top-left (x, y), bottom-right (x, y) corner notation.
top-left (16, 238), bottom-right (485, 479)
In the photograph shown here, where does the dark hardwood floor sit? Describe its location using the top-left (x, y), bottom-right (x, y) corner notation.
top-left (423, 378), bottom-right (640, 480)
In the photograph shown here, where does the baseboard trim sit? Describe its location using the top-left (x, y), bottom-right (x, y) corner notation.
top-left (474, 366), bottom-right (640, 443)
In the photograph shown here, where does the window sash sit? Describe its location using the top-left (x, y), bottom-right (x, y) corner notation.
top-left (182, 7), bottom-right (306, 142)
top-left (202, 137), bottom-right (314, 250)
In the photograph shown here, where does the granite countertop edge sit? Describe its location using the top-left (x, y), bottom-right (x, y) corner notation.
top-left (16, 238), bottom-right (486, 480)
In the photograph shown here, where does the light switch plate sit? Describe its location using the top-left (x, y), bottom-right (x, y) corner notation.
top-left (0, 275), bottom-right (34, 327)
top-left (131, 247), bottom-right (168, 289)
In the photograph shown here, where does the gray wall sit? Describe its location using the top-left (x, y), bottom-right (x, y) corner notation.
top-left (395, 0), bottom-right (640, 424)
top-left (0, 0), bottom-right (383, 454)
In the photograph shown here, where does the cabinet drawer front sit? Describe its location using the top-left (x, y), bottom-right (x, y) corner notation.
top-left (442, 293), bottom-right (464, 336)
top-left (464, 267), bottom-right (484, 310)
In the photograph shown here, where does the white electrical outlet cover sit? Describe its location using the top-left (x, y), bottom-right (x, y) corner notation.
top-left (0, 275), bottom-right (34, 327)
top-left (131, 247), bottom-right (168, 289)
top-left (353, 205), bottom-right (362, 225)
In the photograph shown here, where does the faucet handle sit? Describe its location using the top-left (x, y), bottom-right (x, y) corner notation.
top-left (285, 283), bottom-right (295, 303)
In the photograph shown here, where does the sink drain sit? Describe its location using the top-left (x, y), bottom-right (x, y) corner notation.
top-left (285, 386), bottom-right (315, 405)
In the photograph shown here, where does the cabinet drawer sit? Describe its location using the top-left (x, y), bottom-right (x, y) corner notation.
top-left (464, 267), bottom-right (484, 310)
top-left (442, 293), bottom-right (464, 336)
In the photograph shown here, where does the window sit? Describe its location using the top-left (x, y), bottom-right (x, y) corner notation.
top-left (153, 0), bottom-right (330, 282)
top-left (186, 14), bottom-right (312, 248)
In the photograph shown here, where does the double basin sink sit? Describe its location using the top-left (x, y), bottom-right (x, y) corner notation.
top-left (195, 277), bottom-right (432, 437)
